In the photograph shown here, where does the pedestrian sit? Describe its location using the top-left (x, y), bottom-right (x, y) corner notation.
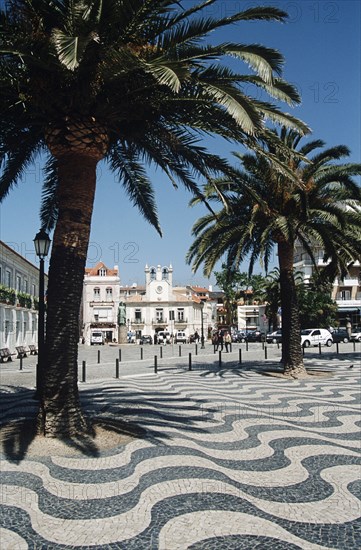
top-left (212, 332), bottom-right (218, 351)
top-left (224, 331), bottom-right (231, 352)
top-left (194, 331), bottom-right (200, 343)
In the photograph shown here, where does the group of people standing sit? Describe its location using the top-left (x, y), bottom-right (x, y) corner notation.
top-left (212, 330), bottom-right (232, 352)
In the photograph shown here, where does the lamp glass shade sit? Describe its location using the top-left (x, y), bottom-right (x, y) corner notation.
top-left (34, 229), bottom-right (51, 258)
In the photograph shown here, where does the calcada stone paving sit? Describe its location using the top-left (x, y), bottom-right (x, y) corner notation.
top-left (0, 349), bottom-right (360, 549)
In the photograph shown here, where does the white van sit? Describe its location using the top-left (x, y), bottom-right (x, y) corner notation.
top-left (90, 331), bottom-right (104, 345)
top-left (301, 328), bottom-right (333, 348)
top-left (175, 331), bottom-right (187, 344)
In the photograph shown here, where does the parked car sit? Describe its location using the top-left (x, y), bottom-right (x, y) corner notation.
top-left (331, 328), bottom-right (350, 343)
top-left (350, 327), bottom-right (361, 342)
top-left (232, 331), bottom-right (247, 343)
top-left (175, 331), bottom-right (187, 344)
top-left (245, 330), bottom-right (265, 343)
top-left (90, 331), bottom-right (104, 345)
top-left (301, 328), bottom-right (333, 347)
top-left (140, 335), bottom-right (153, 345)
top-left (266, 329), bottom-right (282, 344)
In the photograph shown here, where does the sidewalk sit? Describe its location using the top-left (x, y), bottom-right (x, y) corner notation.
top-left (0, 347), bottom-right (360, 549)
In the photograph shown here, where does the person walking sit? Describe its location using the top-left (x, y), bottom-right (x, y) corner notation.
top-left (217, 330), bottom-right (224, 352)
top-left (224, 331), bottom-right (232, 352)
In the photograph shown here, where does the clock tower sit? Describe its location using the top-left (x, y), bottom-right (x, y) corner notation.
top-left (145, 264), bottom-right (173, 302)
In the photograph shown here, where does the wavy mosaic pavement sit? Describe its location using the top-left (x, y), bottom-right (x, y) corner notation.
top-left (1, 361), bottom-right (360, 549)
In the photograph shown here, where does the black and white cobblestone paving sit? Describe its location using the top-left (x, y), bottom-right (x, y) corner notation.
top-left (0, 356), bottom-right (360, 549)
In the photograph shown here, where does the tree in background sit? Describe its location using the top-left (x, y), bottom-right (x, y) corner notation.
top-left (187, 128), bottom-right (361, 377)
top-left (297, 279), bottom-right (338, 329)
top-left (0, 1), bottom-right (305, 437)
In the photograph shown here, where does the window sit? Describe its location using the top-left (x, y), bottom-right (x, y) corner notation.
top-left (169, 310), bottom-right (175, 321)
top-left (93, 287), bottom-right (100, 301)
top-left (5, 270), bottom-right (12, 288)
top-left (106, 288), bottom-right (113, 301)
top-left (135, 309), bottom-right (142, 322)
top-left (156, 308), bottom-right (164, 322)
top-left (16, 275), bottom-right (21, 291)
top-left (0, 266), bottom-right (2, 284)
top-left (99, 268), bottom-right (107, 276)
top-left (93, 308), bottom-right (112, 321)
top-left (32, 283), bottom-right (36, 297)
top-left (338, 290), bottom-right (351, 300)
top-left (24, 279), bottom-right (28, 293)
top-left (177, 308), bottom-right (184, 321)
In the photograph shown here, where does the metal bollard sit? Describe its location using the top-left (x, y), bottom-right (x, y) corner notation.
top-left (239, 348), bottom-right (242, 365)
top-left (154, 355), bottom-right (158, 373)
top-left (141, 347), bottom-right (143, 360)
top-left (97, 350), bottom-right (100, 364)
top-left (318, 343), bottom-right (322, 355)
top-left (218, 350), bottom-right (222, 368)
top-left (188, 352), bottom-right (192, 371)
top-left (179, 345), bottom-right (182, 357)
top-left (195, 344), bottom-right (198, 356)
top-left (19, 356), bottom-right (23, 371)
top-left (81, 360), bottom-right (86, 382)
top-left (160, 346), bottom-right (163, 358)
top-left (265, 346), bottom-right (268, 359)
top-left (246, 341), bottom-right (249, 352)
top-left (336, 342), bottom-right (339, 355)
top-left (115, 358), bottom-right (119, 379)
top-left (119, 349), bottom-right (122, 362)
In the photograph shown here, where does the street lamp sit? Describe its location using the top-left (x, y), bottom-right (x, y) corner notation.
top-left (33, 228), bottom-right (51, 398)
top-left (200, 300), bottom-right (205, 348)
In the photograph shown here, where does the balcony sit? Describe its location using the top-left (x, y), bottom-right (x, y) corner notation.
top-left (174, 318), bottom-right (188, 325)
top-left (89, 301), bottom-right (115, 306)
top-left (152, 318), bottom-right (168, 325)
top-left (131, 318), bottom-right (145, 325)
top-left (334, 278), bottom-right (360, 287)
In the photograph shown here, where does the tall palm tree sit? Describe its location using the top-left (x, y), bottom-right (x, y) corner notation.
top-left (0, 1), bottom-right (307, 436)
top-left (187, 128), bottom-right (361, 377)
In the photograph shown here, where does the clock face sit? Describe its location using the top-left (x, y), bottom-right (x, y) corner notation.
top-left (156, 285), bottom-right (163, 294)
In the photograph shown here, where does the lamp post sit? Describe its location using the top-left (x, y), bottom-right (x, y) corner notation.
top-left (200, 300), bottom-right (205, 348)
top-left (33, 228), bottom-right (51, 398)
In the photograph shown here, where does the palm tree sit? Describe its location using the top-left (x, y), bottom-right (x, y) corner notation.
top-left (0, 1), bottom-right (307, 436)
top-left (187, 128), bottom-right (361, 377)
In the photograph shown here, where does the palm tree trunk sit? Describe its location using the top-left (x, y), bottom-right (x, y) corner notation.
top-left (38, 155), bottom-right (98, 437)
top-left (278, 240), bottom-right (306, 377)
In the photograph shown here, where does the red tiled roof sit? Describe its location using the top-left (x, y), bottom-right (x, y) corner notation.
top-left (85, 262), bottom-right (118, 276)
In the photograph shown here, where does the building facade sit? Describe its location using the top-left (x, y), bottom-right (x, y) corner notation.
top-left (82, 262), bottom-right (120, 344)
top-left (0, 241), bottom-right (44, 351)
top-left (294, 242), bottom-right (361, 327)
top-left (81, 263), bottom-right (215, 344)
top-left (125, 265), bottom-right (214, 341)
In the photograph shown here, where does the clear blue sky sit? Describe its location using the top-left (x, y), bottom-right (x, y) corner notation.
top-left (0, 0), bottom-right (360, 288)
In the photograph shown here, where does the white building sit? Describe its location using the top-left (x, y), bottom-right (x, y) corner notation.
top-left (0, 241), bottom-right (44, 351)
top-left (294, 242), bottom-right (361, 327)
top-left (125, 265), bottom-right (213, 341)
top-left (82, 262), bottom-right (120, 344)
top-left (81, 263), bottom-right (218, 344)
